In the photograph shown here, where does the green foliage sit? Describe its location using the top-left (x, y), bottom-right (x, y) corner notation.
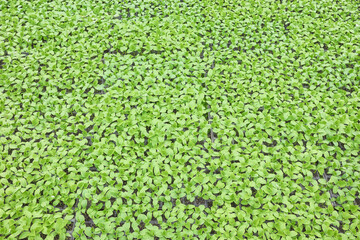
top-left (1, 0), bottom-right (360, 239)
